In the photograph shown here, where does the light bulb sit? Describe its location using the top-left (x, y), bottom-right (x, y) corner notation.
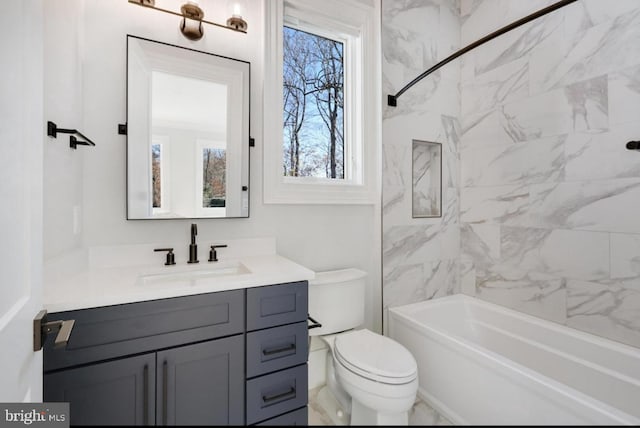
top-left (227, 0), bottom-right (246, 18)
top-left (226, 0), bottom-right (248, 31)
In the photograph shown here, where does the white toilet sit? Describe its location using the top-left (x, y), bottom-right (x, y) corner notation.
top-left (309, 269), bottom-right (418, 425)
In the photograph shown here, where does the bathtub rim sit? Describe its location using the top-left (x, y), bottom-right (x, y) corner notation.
top-left (390, 294), bottom-right (640, 358)
top-left (388, 294), bottom-right (640, 425)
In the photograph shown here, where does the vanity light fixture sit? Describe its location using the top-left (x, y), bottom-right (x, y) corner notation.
top-left (128, 0), bottom-right (247, 41)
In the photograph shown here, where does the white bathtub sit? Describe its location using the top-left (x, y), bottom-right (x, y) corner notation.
top-left (388, 295), bottom-right (640, 425)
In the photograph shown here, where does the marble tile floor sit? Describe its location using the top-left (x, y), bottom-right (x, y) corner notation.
top-left (308, 385), bottom-right (453, 426)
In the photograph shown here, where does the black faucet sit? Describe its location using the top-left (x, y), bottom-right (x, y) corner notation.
top-left (188, 223), bottom-right (199, 264)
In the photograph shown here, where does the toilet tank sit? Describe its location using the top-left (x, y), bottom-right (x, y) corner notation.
top-left (308, 268), bottom-right (367, 336)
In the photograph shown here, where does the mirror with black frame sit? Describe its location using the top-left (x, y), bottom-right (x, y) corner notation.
top-left (126, 35), bottom-right (250, 219)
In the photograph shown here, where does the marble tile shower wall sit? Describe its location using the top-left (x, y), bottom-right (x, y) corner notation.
top-left (459, 0), bottom-right (640, 347)
top-left (382, 0), bottom-right (462, 321)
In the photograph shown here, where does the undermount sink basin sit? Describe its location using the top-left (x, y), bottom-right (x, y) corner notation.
top-left (137, 261), bottom-right (251, 285)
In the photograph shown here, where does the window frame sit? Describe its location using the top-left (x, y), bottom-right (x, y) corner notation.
top-left (263, 0), bottom-right (380, 204)
top-left (281, 25), bottom-right (348, 182)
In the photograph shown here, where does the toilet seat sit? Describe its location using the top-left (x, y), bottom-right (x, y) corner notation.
top-left (333, 329), bottom-right (417, 385)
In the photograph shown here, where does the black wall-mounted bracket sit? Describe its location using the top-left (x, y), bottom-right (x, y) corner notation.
top-left (47, 121), bottom-right (96, 150)
top-left (307, 315), bottom-right (322, 330)
top-left (118, 124), bottom-right (128, 135)
top-left (70, 135), bottom-right (95, 150)
top-left (627, 141), bottom-right (640, 150)
top-left (249, 137), bottom-right (255, 147)
top-left (47, 121), bottom-right (61, 138)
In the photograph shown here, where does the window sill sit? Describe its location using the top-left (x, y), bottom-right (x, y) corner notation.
top-left (264, 180), bottom-right (377, 205)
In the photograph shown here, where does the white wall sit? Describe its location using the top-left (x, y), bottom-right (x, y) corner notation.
top-left (43, 0), bottom-right (381, 331)
top-left (43, 0), bottom-right (85, 259)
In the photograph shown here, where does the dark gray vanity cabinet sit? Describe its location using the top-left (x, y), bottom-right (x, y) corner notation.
top-left (45, 353), bottom-right (156, 426)
top-left (245, 282), bottom-right (309, 425)
top-left (43, 290), bottom-right (245, 373)
top-left (43, 281), bottom-right (309, 426)
top-left (45, 337), bottom-right (244, 426)
top-left (44, 289), bottom-right (246, 426)
top-left (156, 336), bottom-right (244, 425)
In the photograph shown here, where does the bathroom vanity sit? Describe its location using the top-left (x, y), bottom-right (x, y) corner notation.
top-left (42, 243), bottom-right (314, 426)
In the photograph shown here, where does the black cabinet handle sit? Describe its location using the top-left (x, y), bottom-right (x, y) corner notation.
top-left (162, 361), bottom-right (168, 425)
top-left (262, 343), bottom-right (296, 356)
top-left (143, 364), bottom-right (149, 426)
top-left (262, 387), bottom-right (296, 404)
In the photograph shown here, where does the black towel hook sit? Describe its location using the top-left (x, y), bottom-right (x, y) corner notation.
top-left (47, 121), bottom-right (96, 150)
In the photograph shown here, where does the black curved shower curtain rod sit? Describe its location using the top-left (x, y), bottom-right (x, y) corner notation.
top-left (387, 0), bottom-right (578, 107)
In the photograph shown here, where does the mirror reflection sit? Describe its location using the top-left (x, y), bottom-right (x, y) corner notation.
top-left (127, 36), bottom-right (250, 219)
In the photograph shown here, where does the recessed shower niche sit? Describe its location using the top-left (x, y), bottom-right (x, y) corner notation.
top-left (412, 140), bottom-right (442, 218)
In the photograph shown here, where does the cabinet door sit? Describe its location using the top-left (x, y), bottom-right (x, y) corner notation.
top-left (44, 353), bottom-right (155, 426)
top-left (157, 335), bottom-right (244, 426)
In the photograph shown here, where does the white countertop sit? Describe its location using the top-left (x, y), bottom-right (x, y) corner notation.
top-left (43, 239), bottom-right (315, 312)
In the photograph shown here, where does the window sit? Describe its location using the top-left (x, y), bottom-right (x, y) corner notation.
top-left (283, 27), bottom-right (344, 180)
top-left (264, 0), bottom-right (380, 204)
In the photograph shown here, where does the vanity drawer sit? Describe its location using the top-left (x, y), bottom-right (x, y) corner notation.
top-left (44, 289), bottom-right (244, 371)
top-left (246, 364), bottom-right (308, 425)
top-left (255, 407), bottom-right (308, 426)
top-left (246, 321), bottom-right (308, 378)
top-left (246, 281), bottom-right (308, 331)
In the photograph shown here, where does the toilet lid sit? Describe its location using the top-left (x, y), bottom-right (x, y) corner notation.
top-left (334, 329), bottom-right (417, 384)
